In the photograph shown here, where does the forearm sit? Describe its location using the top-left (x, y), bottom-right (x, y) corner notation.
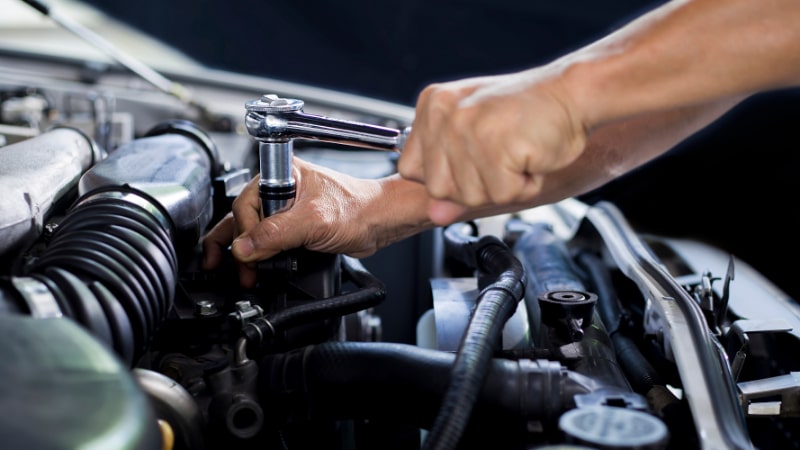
top-left (559, 0), bottom-right (800, 130)
top-left (537, 96), bottom-right (743, 200)
top-left (227, 96), bottom-right (738, 260)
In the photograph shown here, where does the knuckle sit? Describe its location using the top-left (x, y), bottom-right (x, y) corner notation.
top-left (462, 193), bottom-right (487, 208)
top-left (396, 154), bottom-right (418, 178)
top-left (306, 204), bottom-right (331, 228)
top-left (426, 178), bottom-right (452, 200)
top-left (488, 185), bottom-right (515, 205)
top-left (449, 108), bottom-right (473, 132)
top-left (249, 219), bottom-right (279, 250)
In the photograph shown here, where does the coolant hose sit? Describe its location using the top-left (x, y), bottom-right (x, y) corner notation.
top-left (513, 222), bottom-right (632, 392)
top-left (259, 342), bottom-right (594, 430)
top-left (243, 256), bottom-right (386, 344)
top-left (513, 223), bottom-right (585, 293)
top-left (576, 251), bottom-right (665, 393)
top-left (424, 226), bottom-right (526, 450)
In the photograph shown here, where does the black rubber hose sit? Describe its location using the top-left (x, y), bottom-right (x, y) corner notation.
top-left (514, 222), bottom-right (634, 392)
top-left (513, 223), bottom-right (585, 294)
top-left (571, 251), bottom-right (624, 337)
top-left (442, 222), bottom-right (480, 263)
top-left (26, 196), bottom-right (177, 365)
top-left (424, 226), bottom-right (526, 450)
top-left (576, 251), bottom-right (664, 393)
top-left (243, 256), bottom-right (386, 343)
top-left (259, 341), bottom-right (593, 429)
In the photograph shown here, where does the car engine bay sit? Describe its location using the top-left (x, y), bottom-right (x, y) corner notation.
top-left (2, 2), bottom-right (800, 449)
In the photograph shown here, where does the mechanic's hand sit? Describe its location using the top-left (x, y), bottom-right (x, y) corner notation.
top-left (397, 69), bottom-right (588, 225)
top-left (202, 157), bottom-right (432, 288)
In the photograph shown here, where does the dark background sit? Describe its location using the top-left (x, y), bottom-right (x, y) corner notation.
top-left (85, 0), bottom-right (800, 301)
top-left (81, 0), bottom-right (664, 105)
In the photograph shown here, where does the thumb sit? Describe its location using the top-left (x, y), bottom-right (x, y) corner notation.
top-left (427, 199), bottom-right (469, 226)
top-left (231, 210), bottom-right (305, 263)
top-left (396, 129), bottom-right (425, 183)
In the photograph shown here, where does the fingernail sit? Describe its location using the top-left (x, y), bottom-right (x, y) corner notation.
top-left (232, 236), bottom-right (254, 259)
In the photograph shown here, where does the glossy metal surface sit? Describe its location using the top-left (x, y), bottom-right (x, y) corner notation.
top-left (245, 94), bottom-right (410, 217)
top-left (586, 201), bottom-right (753, 450)
top-left (245, 94), bottom-right (409, 151)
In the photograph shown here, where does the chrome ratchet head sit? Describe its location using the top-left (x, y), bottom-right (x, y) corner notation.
top-left (244, 94), bottom-right (305, 142)
top-left (245, 93), bottom-right (409, 151)
top-left (244, 93), bottom-right (412, 218)
top-left (245, 95), bottom-right (300, 218)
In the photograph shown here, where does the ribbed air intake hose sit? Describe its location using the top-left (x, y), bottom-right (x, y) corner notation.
top-left (26, 190), bottom-right (177, 366)
top-left (421, 224), bottom-right (526, 450)
top-left (16, 120), bottom-right (217, 367)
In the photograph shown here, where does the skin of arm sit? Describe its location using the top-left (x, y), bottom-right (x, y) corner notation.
top-left (203, 96), bottom-right (739, 287)
top-left (397, 0), bottom-right (800, 224)
top-left (204, 0), bottom-right (799, 286)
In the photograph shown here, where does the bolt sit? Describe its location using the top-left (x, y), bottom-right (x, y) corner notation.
top-left (194, 299), bottom-right (217, 316)
top-left (42, 222), bottom-right (59, 242)
top-left (264, 95), bottom-right (289, 107)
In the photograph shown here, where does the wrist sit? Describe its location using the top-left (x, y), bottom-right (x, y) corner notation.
top-left (372, 175), bottom-right (435, 249)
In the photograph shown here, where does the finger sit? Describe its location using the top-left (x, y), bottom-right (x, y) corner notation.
top-left (445, 153), bottom-right (490, 207)
top-left (474, 147), bottom-right (533, 206)
top-left (201, 212), bottom-right (236, 270)
top-left (469, 118), bottom-right (522, 206)
top-left (236, 261), bottom-right (258, 289)
top-left (421, 139), bottom-right (460, 201)
top-left (400, 83), bottom-right (463, 183)
top-left (397, 128), bottom-right (425, 182)
top-left (232, 207), bottom-right (306, 263)
top-left (418, 103), bottom-right (471, 201)
top-left (518, 173), bottom-right (545, 201)
top-left (441, 123), bottom-right (494, 206)
top-left (398, 89), bottom-right (436, 182)
top-left (230, 161), bottom-right (308, 263)
top-left (427, 199), bottom-right (469, 226)
top-left (232, 175), bottom-right (262, 235)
